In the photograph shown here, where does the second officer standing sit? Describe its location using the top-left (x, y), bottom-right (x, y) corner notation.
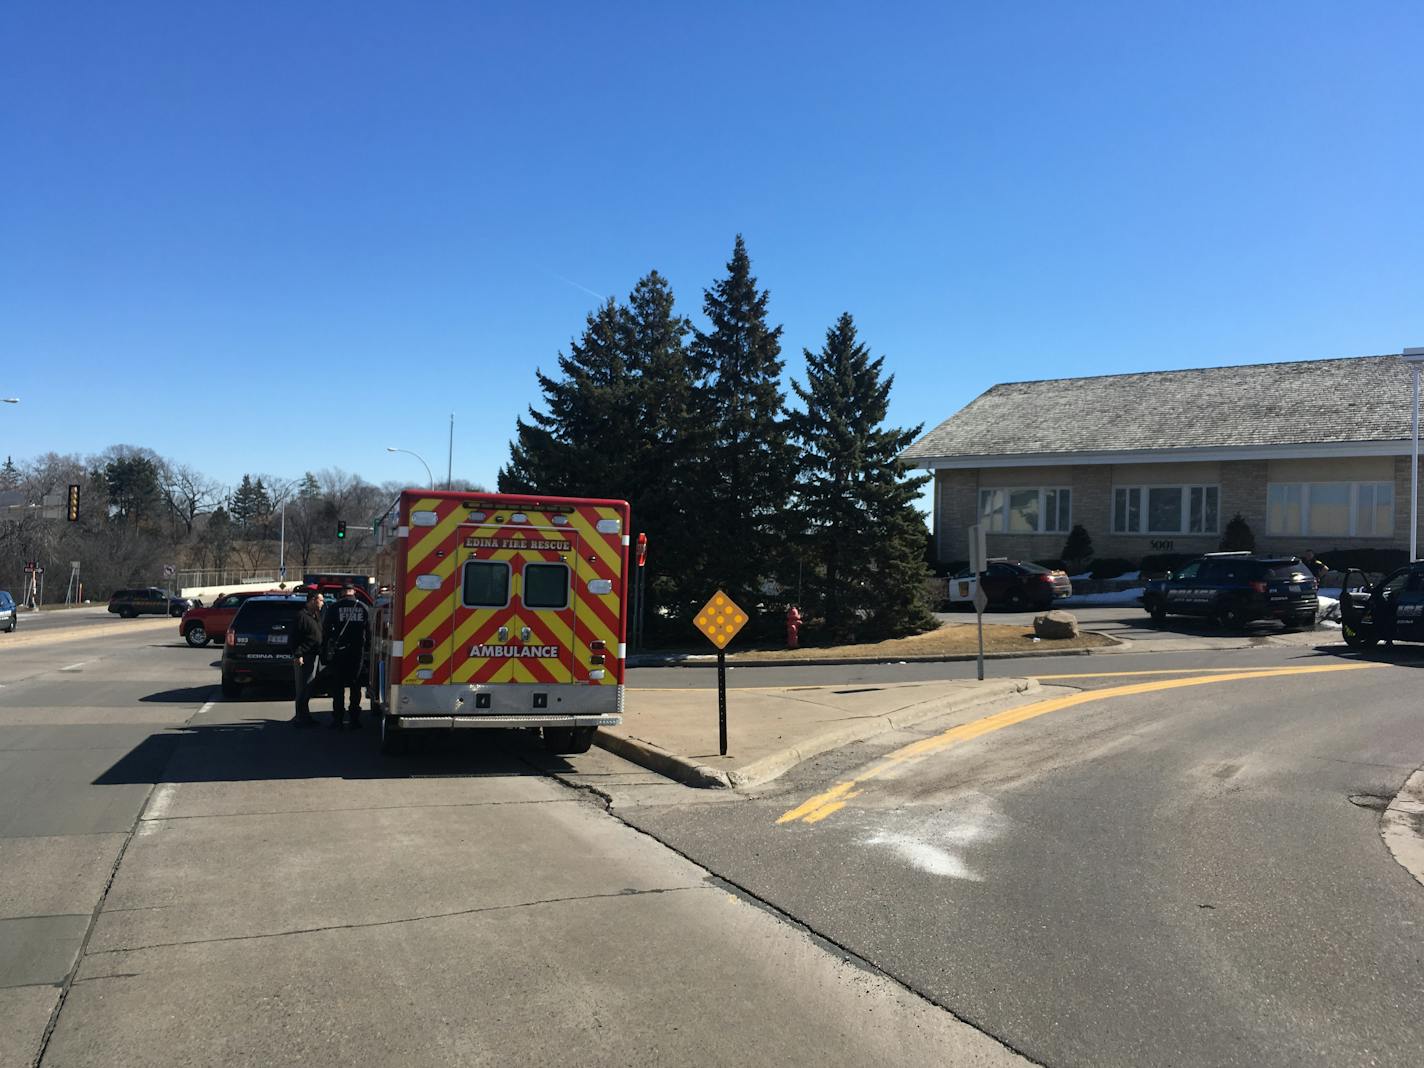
top-left (321, 584), bottom-right (370, 728)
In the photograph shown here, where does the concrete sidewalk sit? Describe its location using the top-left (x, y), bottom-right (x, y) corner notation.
top-left (599, 677), bottom-right (1039, 789)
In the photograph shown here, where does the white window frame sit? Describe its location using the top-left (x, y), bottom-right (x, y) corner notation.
top-left (1112, 484), bottom-right (1219, 535)
top-left (977, 486), bottom-right (1071, 535)
top-left (1266, 481), bottom-right (1394, 539)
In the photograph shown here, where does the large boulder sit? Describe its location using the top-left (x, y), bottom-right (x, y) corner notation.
top-left (1033, 610), bottom-right (1079, 640)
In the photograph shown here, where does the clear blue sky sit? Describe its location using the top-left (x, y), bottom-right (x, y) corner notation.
top-left (3, 1), bottom-right (1420, 497)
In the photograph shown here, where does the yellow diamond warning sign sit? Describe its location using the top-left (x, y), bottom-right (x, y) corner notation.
top-left (694, 590), bottom-right (747, 650)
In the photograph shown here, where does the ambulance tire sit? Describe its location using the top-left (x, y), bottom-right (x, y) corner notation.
top-left (542, 727), bottom-right (574, 753)
top-left (379, 714), bottom-right (406, 755)
top-left (543, 726), bottom-right (595, 755)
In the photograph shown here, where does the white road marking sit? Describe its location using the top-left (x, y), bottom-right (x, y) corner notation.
top-left (196, 700), bottom-right (215, 717)
top-left (59, 661), bottom-right (87, 672)
top-left (865, 831), bottom-right (980, 879)
top-left (861, 794), bottom-right (1009, 881)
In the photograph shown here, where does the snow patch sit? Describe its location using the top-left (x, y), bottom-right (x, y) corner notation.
top-left (1060, 587), bottom-right (1145, 606)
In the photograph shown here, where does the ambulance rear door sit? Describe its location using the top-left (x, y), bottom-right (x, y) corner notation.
top-left (449, 512), bottom-right (577, 700)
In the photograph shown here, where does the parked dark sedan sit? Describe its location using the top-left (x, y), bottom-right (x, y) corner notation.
top-left (0, 589), bottom-right (17, 633)
top-left (948, 560), bottom-right (1073, 611)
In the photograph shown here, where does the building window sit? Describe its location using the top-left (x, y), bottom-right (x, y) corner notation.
top-left (1267, 482), bottom-right (1393, 538)
top-left (1113, 485), bottom-right (1218, 535)
top-left (978, 487), bottom-right (1070, 534)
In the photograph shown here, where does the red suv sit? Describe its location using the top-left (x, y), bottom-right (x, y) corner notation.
top-left (180, 590), bottom-right (286, 647)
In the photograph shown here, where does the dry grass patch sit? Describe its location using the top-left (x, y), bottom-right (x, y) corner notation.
top-left (727, 621), bottom-right (1113, 661)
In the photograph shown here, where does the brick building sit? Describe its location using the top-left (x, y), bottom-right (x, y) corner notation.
top-left (901, 355), bottom-right (1421, 566)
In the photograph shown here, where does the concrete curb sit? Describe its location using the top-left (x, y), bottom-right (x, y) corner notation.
top-left (1381, 765), bottom-right (1424, 889)
top-left (628, 644), bottom-right (1112, 670)
top-left (596, 677), bottom-right (1041, 790)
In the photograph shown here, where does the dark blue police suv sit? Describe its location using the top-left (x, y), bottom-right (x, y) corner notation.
top-left (1142, 552), bottom-right (1319, 630)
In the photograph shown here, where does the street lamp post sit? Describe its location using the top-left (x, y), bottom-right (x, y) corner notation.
top-left (1, 398), bottom-right (18, 404)
top-left (386, 446), bottom-right (434, 490)
top-left (1405, 348), bottom-right (1424, 561)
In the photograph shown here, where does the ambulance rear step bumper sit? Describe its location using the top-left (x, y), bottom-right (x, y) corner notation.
top-left (392, 714), bottom-right (620, 730)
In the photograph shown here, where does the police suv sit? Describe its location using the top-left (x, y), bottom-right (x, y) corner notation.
top-left (1142, 552), bottom-right (1319, 630)
top-left (1338, 562), bottom-right (1424, 650)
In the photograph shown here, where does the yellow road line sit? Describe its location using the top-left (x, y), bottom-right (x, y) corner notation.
top-left (776, 662), bottom-right (1387, 827)
top-left (1029, 667), bottom-right (1270, 680)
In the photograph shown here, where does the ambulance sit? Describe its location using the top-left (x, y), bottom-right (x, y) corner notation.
top-left (369, 490), bottom-right (629, 755)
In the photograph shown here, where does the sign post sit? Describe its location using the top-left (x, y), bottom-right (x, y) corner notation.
top-left (968, 525), bottom-right (988, 681)
top-left (693, 590), bottom-right (748, 757)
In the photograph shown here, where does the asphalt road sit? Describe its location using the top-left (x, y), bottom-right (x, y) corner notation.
top-left (618, 648), bottom-right (1424, 1067)
top-left (0, 629), bottom-right (1023, 1067)
top-left (2, 604), bottom-right (181, 637)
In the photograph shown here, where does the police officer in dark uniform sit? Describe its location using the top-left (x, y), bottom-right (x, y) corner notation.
top-left (322, 584), bottom-right (369, 729)
top-left (292, 590), bottom-right (324, 728)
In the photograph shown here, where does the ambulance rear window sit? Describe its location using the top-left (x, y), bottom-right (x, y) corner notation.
top-left (523, 563), bottom-right (569, 609)
top-left (461, 561), bottom-right (510, 608)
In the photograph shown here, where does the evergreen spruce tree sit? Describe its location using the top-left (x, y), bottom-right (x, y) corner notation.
top-left (1061, 524), bottom-right (1094, 571)
top-left (498, 273), bottom-right (699, 630)
top-left (622, 271), bottom-right (695, 620)
top-left (687, 236), bottom-right (794, 608)
top-left (251, 478), bottom-right (272, 518)
top-left (229, 475), bottom-right (260, 527)
top-left (788, 312), bottom-right (934, 639)
top-left (298, 472), bottom-right (321, 499)
top-left (0, 456), bottom-right (18, 490)
top-left (1220, 514), bottom-right (1256, 552)
top-left (499, 298), bottom-right (630, 495)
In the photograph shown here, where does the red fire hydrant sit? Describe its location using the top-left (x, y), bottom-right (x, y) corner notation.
top-left (785, 605), bottom-right (802, 649)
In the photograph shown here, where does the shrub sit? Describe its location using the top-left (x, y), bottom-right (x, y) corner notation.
top-left (1060, 524), bottom-right (1094, 571)
top-left (1220, 514), bottom-right (1255, 552)
top-left (1088, 557), bottom-right (1135, 580)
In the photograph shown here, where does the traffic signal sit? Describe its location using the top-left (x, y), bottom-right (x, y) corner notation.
top-left (336, 520), bottom-right (347, 539)
top-left (66, 484), bottom-right (80, 522)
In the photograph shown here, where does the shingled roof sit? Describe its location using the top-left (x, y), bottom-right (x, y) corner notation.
top-left (902, 355), bottom-right (1415, 464)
